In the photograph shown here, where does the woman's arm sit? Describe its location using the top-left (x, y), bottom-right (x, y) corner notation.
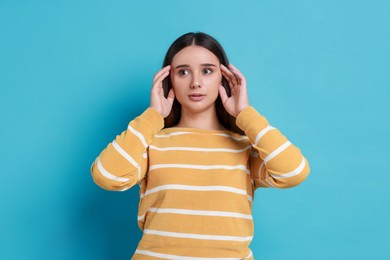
top-left (90, 108), bottom-right (164, 191)
top-left (220, 64), bottom-right (310, 190)
top-left (91, 65), bottom-right (173, 191)
top-left (236, 107), bottom-right (310, 189)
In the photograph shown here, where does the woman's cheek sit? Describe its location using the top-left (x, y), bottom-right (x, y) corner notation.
top-left (171, 75), bottom-right (187, 89)
top-left (206, 74), bottom-right (222, 89)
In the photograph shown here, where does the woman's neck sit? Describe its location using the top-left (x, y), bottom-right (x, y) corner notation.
top-left (176, 106), bottom-right (225, 131)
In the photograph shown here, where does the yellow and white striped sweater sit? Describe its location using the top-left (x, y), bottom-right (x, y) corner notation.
top-left (90, 106), bottom-right (310, 259)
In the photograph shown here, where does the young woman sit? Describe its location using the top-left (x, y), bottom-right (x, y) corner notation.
top-left (90, 32), bottom-right (310, 259)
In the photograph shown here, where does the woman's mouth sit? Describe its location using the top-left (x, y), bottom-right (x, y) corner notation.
top-left (188, 93), bottom-right (206, 101)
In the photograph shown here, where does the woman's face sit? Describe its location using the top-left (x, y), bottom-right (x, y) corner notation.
top-left (170, 45), bottom-right (222, 114)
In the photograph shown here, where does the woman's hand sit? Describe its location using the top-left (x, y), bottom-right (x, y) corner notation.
top-left (219, 64), bottom-right (250, 117)
top-left (150, 65), bottom-right (175, 118)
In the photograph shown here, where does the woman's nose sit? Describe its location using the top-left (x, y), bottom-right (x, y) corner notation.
top-left (191, 81), bottom-right (201, 89)
top-left (191, 73), bottom-right (201, 89)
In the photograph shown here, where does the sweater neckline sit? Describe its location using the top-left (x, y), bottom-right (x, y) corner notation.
top-left (162, 126), bottom-right (235, 135)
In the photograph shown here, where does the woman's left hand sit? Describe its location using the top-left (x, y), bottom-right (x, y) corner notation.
top-left (219, 64), bottom-right (250, 117)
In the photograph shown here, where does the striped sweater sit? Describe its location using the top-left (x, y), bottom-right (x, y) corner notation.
top-left (90, 106), bottom-right (310, 259)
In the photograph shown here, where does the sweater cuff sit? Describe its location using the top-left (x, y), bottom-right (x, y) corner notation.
top-left (134, 107), bottom-right (164, 134)
top-left (236, 106), bottom-right (270, 142)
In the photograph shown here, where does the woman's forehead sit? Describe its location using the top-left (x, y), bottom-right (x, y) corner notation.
top-left (171, 46), bottom-right (219, 66)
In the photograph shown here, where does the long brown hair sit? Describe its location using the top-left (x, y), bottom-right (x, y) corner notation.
top-left (162, 32), bottom-right (244, 135)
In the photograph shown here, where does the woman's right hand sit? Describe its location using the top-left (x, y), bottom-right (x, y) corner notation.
top-left (150, 65), bottom-right (175, 118)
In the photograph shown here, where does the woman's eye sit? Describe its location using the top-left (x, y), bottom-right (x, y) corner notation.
top-left (203, 68), bottom-right (213, 75)
top-left (178, 69), bottom-right (190, 76)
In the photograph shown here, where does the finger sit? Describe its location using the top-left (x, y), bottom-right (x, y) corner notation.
top-left (152, 68), bottom-right (170, 89)
top-left (221, 70), bottom-right (236, 93)
top-left (220, 63), bottom-right (230, 72)
top-left (221, 64), bottom-right (236, 87)
top-left (229, 65), bottom-right (249, 100)
top-left (153, 65), bottom-right (171, 85)
top-left (228, 67), bottom-right (240, 86)
top-left (153, 65), bottom-right (171, 83)
top-left (154, 65), bottom-right (171, 79)
top-left (151, 75), bottom-right (168, 94)
top-left (219, 85), bottom-right (229, 103)
top-left (221, 69), bottom-right (232, 84)
top-left (221, 64), bottom-right (238, 86)
top-left (221, 64), bottom-right (235, 78)
top-left (167, 88), bottom-right (175, 104)
top-left (229, 64), bottom-right (245, 86)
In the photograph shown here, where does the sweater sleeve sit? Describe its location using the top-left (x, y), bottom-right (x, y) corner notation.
top-left (90, 107), bottom-right (164, 191)
top-left (236, 106), bottom-right (310, 190)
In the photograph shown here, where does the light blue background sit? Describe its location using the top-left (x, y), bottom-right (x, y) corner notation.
top-left (1, 0), bottom-right (389, 259)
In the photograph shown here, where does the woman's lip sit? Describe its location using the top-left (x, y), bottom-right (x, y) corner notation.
top-left (188, 94), bottom-right (206, 101)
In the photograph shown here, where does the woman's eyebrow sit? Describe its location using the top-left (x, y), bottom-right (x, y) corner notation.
top-left (201, 63), bottom-right (218, 67)
top-left (174, 63), bottom-right (218, 69)
top-left (174, 64), bottom-right (190, 69)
